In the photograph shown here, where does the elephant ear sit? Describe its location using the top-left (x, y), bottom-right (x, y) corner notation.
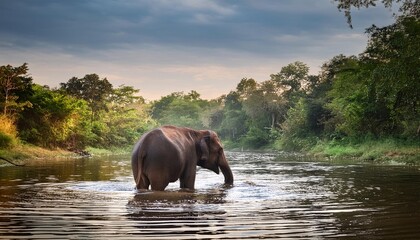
top-left (199, 135), bottom-right (210, 162)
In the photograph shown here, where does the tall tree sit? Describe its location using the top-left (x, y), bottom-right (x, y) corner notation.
top-left (109, 85), bottom-right (142, 110)
top-left (362, 16), bottom-right (420, 136)
top-left (60, 74), bottom-right (113, 120)
top-left (236, 78), bottom-right (258, 98)
top-left (0, 63), bottom-right (33, 115)
top-left (151, 92), bottom-right (184, 120)
top-left (270, 61), bottom-right (310, 108)
top-left (217, 91), bottom-right (248, 141)
top-left (151, 91), bottom-right (211, 129)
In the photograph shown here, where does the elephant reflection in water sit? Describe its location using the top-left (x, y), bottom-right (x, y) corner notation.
top-left (126, 189), bottom-right (228, 236)
top-left (131, 126), bottom-right (234, 191)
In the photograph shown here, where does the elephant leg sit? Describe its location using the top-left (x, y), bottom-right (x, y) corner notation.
top-left (137, 174), bottom-right (150, 190)
top-left (180, 171), bottom-right (196, 190)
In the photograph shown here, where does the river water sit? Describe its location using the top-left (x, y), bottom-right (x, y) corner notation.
top-left (1, 151), bottom-right (420, 239)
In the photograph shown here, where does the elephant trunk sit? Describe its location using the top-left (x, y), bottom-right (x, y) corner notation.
top-left (219, 152), bottom-right (233, 185)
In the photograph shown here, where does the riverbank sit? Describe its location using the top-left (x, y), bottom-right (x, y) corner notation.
top-left (0, 145), bottom-right (132, 166)
top-left (1, 139), bottom-right (419, 166)
top-left (0, 145), bottom-right (77, 166)
top-left (308, 138), bottom-right (420, 165)
top-left (225, 137), bottom-right (419, 165)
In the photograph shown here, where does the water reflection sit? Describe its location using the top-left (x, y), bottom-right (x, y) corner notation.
top-left (1, 152), bottom-right (420, 239)
top-left (127, 190), bottom-right (228, 237)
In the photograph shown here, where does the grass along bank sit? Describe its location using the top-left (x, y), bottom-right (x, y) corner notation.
top-left (1, 137), bottom-right (419, 166)
top-left (0, 144), bottom-right (77, 166)
top-left (308, 138), bottom-right (420, 165)
top-left (0, 144), bottom-right (133, 166)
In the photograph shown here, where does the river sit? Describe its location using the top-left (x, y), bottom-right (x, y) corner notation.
top-left (1, 151), bottom-right (420, 239)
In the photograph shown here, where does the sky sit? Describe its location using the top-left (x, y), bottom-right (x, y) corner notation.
top-left (0, 0), bottom-right (397, 101)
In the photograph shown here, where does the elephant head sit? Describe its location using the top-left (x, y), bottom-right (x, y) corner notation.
top-left (197, 131), bottom-right (234, 185)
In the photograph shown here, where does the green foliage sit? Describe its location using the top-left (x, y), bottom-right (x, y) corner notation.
top-left (0, 114), bottom-right (17, 136)
top-left (214, 92), bottom-right (248, 140)
top-left (60, 74), bottom-right (113, 120)
top-left (241, 126), bottom-right (270, 149)
top-left (91, 101), bottom-right (154, 148)
top-left (0, 65), bottom-right (153, 150)
top-left (159, 98), bottom-right (202, 128)
top-left (0, 113), bottom-right (18, 149)
top-left (151, 91), bottom-right (214, 129)
top-left (364, 16), bottom-right (420, 137)
top-left (310, 137), bottom-right (420, 163)
top-left (326, 57), bottom-right (369, 135)
top-left (0, 63), bottom-right (33, 115)
top-left (0, 132), bottom-right (15, 149)
top-left (325, 17), bottom-right (420, 138)
top-left (18, 85), bottom-right (91, 149)
top-left (332, 0), bottom-right (418, 28)
top-left (236, 78), bottom-right (258, 95)
top-left (278, 99), bottom-right (315, 151)
top-left (218, 108), bottom-right (248, 140)
top-left (270, 61), bottom-right (309, 106)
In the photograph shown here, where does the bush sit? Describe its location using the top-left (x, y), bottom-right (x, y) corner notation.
top-left (0, 115), bottom-right (18, 148)
top-left (0, 132), bottom-right (15, 148)
top-left (277, 99), bottom-right (317, 151)
top-left (241, 126), bottom-right (270, 149)
top-left (0, 114), bottom-right (16, 135)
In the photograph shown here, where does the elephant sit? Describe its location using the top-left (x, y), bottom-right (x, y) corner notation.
top-left (131, 125), bottom-right (234, 191)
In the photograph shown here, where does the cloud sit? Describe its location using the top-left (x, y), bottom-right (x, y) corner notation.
top-left (0, 0), bottom-right (397, 100)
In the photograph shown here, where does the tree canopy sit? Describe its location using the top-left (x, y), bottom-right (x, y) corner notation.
top-left (60, 74), bottom-right (113, 120)
top-left (333, 0), bottom-right (419, 27)
top-left (0, 63), bottom-right (33, 115)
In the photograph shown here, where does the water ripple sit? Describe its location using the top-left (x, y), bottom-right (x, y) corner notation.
top-left (1, 152), bottom-right (420, 239)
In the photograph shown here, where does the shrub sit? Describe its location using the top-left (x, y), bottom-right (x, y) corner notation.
top-left (0, 115), bottom-right (18, 148)
top-left (0, 132), bottom-right (14, 148)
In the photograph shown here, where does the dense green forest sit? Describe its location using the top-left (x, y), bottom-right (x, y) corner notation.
top-left (1, 12), bottom-right (419, 161)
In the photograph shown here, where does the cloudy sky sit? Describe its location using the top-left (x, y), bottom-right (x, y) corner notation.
top-left (0, 0), bottom-right (396, 100)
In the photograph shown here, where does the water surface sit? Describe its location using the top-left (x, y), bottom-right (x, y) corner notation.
top-left (1, 152), bottom-right (420, 239)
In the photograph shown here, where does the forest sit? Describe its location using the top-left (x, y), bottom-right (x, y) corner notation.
top-left (1, 12), bottom-right (419, 162)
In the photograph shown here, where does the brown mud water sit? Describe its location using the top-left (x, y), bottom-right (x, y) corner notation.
top-left (1, 152), bottom-right (420, 239)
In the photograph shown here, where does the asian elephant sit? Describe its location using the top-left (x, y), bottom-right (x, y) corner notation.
top-left (131, 125), bottom-right (234, 191)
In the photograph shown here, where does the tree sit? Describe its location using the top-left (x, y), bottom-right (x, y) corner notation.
top-left (242, 80), bottom-right (285, 130)
top-left (18, 84), bottom-right (91, 148)
top-left (60, 74), bottom-right (113, 120)
top-left (184, 90), bottom-right (201, 101)
top-left (305, 55), bottom-right (355, 136)
top-left (151, 91), bottom-right (212, 129)
top-left (325, 56), bottom-right (371, 136)
top-left (97, 100), bottom-right (153, 148)
top-left (270, 61), bottom-right (310, 106)
top-left (159, 99), bottom-right (203, 128)
top-left (151, 92), bottom-right (183, 120)
top-left (279, 99), bottom-right (315, 150)
top-left (0, 63), bottom-right (33, 115)
top-left (333, 0), bottom-right (419, 28)
top-left (109, 85), bottom-right (142, 109)
top-left (236, 78), bottom-right (257, 97)
top-left (216, 91), bottom-right (248, 141)
top-left (362, 16), bottom-right (420, 136)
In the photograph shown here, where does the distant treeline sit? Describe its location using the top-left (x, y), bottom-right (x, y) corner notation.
top-left (1, 15), bottom-right (418, 151)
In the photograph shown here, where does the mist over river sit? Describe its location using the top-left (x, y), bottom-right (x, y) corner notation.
top-left (1, 151), bottom-right (420, 239)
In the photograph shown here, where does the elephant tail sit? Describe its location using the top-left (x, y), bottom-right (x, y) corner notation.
top-left (131, 141), bottom-right (147, 189)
